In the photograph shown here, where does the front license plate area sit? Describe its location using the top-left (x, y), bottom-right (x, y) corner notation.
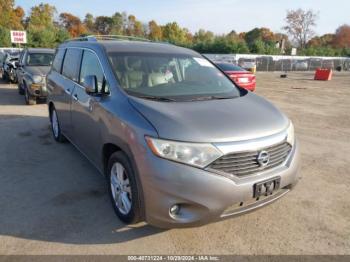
top-left (253, 177), bottom-right (281, 198)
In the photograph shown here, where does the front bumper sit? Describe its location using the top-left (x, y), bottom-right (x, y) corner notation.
top-left (28, 83), bottom-right (48, 98)
top-left (136, 140), bottom-right (301, 228)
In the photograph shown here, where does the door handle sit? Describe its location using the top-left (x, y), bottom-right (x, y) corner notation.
top-left (72, 94), bottom-right (78, 101)
top-left (65, 88), bottom-right (71, 95)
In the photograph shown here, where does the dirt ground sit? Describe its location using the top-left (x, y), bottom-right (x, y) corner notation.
top-left (0, 72), bottom-right (349, 255)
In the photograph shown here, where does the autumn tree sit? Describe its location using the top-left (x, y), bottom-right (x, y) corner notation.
top-left (308, 34), bottom-right (335, 47)
top-left (59, 13), bottom-right (86, 37)
top-left (148, 20), bottom-right (162, 41)
top-left (333, 24), bottom-right (350, 48)
top-left (283, 9), bottom-right (318, 48)
top-left (162, 22), bottom-right (192, 46)
top-left (0, 0), bottom-right (24, 29)
top-left (125, 15), bottom-right (144, 36)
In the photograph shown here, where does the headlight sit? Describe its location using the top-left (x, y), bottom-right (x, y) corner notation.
top-left (145, 136), bottom-right (223, 168)
top-left (286, 121), bottom-right (295, 146)
top-left (32, 75), bottom-right (43, 83)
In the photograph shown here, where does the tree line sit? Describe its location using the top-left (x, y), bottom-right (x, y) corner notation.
top-left (0, 1), bottom-right (349, 57)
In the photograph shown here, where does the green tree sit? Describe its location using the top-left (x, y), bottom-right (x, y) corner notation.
top-left (193, 29), bottom-right (214, 44)
top-left (28, 29), bottom-right (55, 47)
top-left (27, 3), bottom-right (56, 31)
top-left (84, 13), bottom-right (95, 34)
top-left (0, 26), bottom-right (11, 46)
top-left (94, 16), bottom-right (114, 34)
top-left (111, 12), bottom-right (123, 35)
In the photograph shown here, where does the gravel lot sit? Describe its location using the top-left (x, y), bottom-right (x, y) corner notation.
top-left (0, 72), bottom-right (349, 255)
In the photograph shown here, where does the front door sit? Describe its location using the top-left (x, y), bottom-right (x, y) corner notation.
top-left (71, 49), bottom-right (107, 164)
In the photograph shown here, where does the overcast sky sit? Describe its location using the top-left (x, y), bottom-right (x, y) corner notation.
top-left (16, 0), bottom-right (349, 35)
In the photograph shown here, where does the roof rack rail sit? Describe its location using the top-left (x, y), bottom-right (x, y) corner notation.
top-left (65, 35), bottom-right (151, 43)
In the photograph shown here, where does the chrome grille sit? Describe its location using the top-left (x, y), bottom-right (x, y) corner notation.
top-left (209, 142), bottom-right (292, 177)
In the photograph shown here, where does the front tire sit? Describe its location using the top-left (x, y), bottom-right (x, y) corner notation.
top-left (18, 82), bottom-right (24, 95)
top-left (107, 152), bottom-right (141, 224)
top-left (50, 107), bottom-right (67, 143)
top-left (24, 86), bottom-right (36, 105)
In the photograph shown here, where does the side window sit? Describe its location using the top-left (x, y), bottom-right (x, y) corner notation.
top-left (80, 50), bottom-right (107, 93)
top-left (52, 48), bottom-right (66, 73)
top-left (62, 48), bottom-right (82, 82)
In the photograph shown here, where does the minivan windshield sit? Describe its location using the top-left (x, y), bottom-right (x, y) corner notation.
top-left (26, 53), bottom-right (54, 66)
top-left (108, 53), bottom-right (241, 101)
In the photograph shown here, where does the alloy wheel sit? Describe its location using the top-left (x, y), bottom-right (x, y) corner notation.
top-left (110, 162), bottom-right (132, 215)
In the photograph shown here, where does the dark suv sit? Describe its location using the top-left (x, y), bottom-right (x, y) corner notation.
top-left (46, 36), bottom-right (300, 228)
top-left (17, 48), bottom-right (54, 105)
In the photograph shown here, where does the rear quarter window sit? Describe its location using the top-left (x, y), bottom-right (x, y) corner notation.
top-left (62, 48), bottom-right (82, 82)
top-left (52, 48), bottom-right (66, 73)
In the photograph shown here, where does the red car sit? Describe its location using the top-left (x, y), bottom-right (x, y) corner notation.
top-left (215, 63), bottom-right (256, 91)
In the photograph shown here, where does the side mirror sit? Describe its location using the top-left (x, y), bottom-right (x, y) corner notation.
top-left (83, 75), bottom-right (98, 94)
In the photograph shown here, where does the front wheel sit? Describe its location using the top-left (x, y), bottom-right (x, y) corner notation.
top-left (24, 87), bottom-right (36, 105)
top-left (107, 152), bottom-right (141, 224)
top-left (18, 82), bottom-right (24, 95)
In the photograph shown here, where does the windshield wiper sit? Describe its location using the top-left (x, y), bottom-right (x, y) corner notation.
top-left (136, 95), bottom-right (176, 102)
top-left (189, 96), bottom-right (236, 101)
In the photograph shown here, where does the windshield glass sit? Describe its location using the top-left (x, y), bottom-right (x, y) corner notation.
top-left (26, 53), bottom-right (54, 66)
top-left (108, 53), bottom-right (241, 101)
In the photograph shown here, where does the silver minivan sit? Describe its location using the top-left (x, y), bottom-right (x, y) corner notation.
top-left (46, 36), bottom-right (300, 228)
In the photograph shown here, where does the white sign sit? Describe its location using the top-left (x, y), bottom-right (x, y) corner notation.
top-left (10, 31), bottom-right (27, 44)
top-left (291, 48), bottom-right (297, 56)
top-left (193, 57), bottom-right (214, 68)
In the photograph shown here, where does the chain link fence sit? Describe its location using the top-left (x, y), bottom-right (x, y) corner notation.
top-left (204, 54), bottom-right (350, 72)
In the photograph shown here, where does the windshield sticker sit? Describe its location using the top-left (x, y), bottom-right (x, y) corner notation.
top-left (194, 58), bottom-right (215, 68)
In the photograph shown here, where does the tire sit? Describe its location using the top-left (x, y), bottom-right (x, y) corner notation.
top-left (2, 72), bottom-right (8, 81)
top-left (50, 106), bottom-right (67, 143)
top-left (18, 82), bottom-right (24, 95)
top-left (107, 151), bottom-right (141, 224)
top-left (24, 86), bottom-right (36, 105)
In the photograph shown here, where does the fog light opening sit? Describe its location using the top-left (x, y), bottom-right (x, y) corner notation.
top-left (34, 90), bottom-right (40, 95)
top-left (169, 204), bottom-right (180, 216)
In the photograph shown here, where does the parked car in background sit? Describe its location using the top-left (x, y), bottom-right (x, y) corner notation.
top-left (2, 52), bottom-right (20, 83)
top-left (215, 63), bottom-right (256, 91)
top-left (0, 52), bottom-right (6, 76)
top-left (293, 60), bottom-right (309, 71)
top-left (47, 36), bottom-right (300, 228)
top-left (0, 48), bottom-right (22, 77)
top-left (16, 48), bottom-right (55, 105)
top-left (239, 58), bottom-right (257, 73)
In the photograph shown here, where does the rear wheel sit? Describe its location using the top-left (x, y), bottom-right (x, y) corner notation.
top-left (107, 152), bottom-right (141, 224)
top-left (50, 107), bottom-right (67, 143)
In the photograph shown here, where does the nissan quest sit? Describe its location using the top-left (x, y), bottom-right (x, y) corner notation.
top-left (46, 35), bottom-right (301, 228)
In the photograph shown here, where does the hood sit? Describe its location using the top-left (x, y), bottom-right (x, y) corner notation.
top-left (25, 66), bottom-right (51, 76)
top-left (129, 93), bottom-right (289, 143)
